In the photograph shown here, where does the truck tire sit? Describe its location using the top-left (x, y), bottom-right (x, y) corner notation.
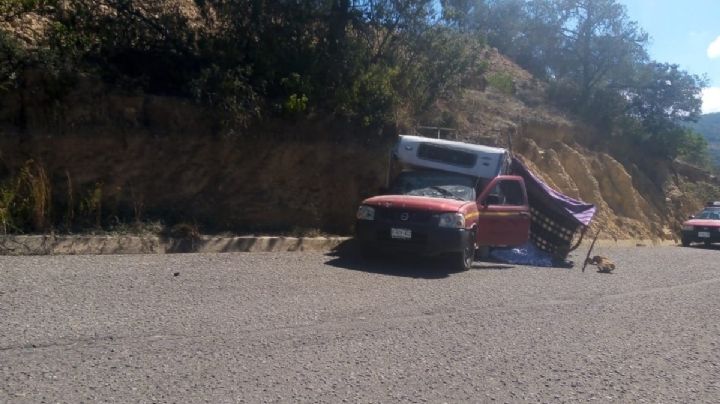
top-left (450, 236), bottom-right (475, 271)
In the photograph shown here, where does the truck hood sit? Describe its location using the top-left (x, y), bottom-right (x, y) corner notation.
top-left (684, 219), bottom-right (720, 227)
top-left (362, 195), bottom-right (470, 212)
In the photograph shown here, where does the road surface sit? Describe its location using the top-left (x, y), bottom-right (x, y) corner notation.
top-left (1, 245), bottom-right (719, 402)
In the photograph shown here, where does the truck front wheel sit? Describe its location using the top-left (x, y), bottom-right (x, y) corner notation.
top-left (450, 235), bottom-right (475, 271)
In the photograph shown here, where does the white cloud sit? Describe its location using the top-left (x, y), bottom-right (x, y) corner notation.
top-left (703, 87), bottom-right (720, 114)
top-left (708, 36), bottom-right (720, 59)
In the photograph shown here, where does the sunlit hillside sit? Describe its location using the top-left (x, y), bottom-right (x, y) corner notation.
top-left (1, 0), bottom-right (719, 238)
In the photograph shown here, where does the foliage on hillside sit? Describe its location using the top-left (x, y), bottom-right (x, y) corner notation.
top-left (442, 0), bottom-right (707, 160)
top-left (1, 0), bottom-right (484, 131)
top-left (0, 0), bottom-right (710, 154)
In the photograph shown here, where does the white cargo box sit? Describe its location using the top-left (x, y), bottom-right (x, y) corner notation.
top-left (394, 135), bottom-right (510, 179)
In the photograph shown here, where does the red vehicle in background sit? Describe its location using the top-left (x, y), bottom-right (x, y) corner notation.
top-left (681, 202), bottom-right (720, 247)
top-left (355, 135), bottom-right (531, 270)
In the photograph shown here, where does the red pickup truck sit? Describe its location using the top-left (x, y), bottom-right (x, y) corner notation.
top-left (355, 135), bottom-right (531, 270)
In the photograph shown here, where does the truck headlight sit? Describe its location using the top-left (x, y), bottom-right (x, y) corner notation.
top-left (356, 205), bottom-right (375, 221)
top-left (681, 225), bottom-right (694, 231)
top-left (438, 213), bottom-right (465, 228)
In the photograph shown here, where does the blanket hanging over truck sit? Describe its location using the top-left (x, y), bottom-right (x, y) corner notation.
top-left (510, 157), bottom-right (596, 257)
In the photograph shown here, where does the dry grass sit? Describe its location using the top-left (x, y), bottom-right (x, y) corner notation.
top-left (24, 160), bottom-right (51, 231)
top-left (0, 159), bottom-right (52, 233)
top-left (80, 182), bottom-right (103, 229)
top-left (64, 170), bottom-right (74, 230)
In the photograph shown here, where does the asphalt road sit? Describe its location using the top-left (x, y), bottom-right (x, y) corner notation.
top-left (1, 244), bottom-right (719, 403)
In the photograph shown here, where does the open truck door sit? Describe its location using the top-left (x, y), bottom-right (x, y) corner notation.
top-left (475, 175), bottom-right (530, 247)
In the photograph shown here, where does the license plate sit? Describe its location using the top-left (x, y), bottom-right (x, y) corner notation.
top-left (391, 228), bottom-right (412, 240)
top-left (698, 231), bottom-right (711, 238)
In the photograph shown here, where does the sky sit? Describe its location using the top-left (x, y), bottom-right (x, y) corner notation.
top-left (619, 0), bottom-right (720, 114)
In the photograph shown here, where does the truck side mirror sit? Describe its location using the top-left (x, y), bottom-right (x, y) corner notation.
top-left (688, 215), bottom-right (695, 219)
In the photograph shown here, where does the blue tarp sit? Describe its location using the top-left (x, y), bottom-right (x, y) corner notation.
top-left (489, 242), bottom-right (556, 267)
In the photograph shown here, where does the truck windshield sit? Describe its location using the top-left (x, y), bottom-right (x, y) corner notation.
top-left (390, 171), bottom-right (477, 201)
top-left (696, 210), bottom-right (720, 220)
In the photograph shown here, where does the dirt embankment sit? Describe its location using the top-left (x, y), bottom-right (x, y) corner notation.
top-left (0, 74), bottom-right (395, 234)
top-left (1, 63), bottom-right (718, 239)
top-left (513, 123), bottom-right (717, 240)
top-left (1, 133), bottom-right (391, 234)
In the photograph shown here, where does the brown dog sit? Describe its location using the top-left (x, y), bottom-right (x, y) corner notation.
top-left (586, 255), bottom-right (616, 273)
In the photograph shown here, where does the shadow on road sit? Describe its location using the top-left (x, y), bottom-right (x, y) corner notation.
top-left (678, 243), bottom-right (720, 251)
top-left (324, 240), bottom-right (515, 279)
top-left (472, 263), bottom-right (515, 271)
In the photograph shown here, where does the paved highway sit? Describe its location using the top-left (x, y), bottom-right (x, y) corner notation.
top-left (1, 245), bottom-right (719, 403)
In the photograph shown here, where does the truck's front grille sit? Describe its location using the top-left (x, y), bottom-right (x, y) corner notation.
top-left (375, 208), bottom-right (434, 224)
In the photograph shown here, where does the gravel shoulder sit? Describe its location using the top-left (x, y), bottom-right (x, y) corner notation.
top-left (1, 245), bottom-right (719, 402)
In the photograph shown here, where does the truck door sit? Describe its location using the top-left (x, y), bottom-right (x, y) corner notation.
top-left (475, 176), bottom-right (530, 247)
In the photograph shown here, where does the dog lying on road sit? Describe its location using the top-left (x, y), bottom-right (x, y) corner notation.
top-left (585, 255), bottom-right (616, 273)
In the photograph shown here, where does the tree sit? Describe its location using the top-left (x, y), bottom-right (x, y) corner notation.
top-left (548, 0), bottom-right (648, 104)
top-left (625, 62), bottom-right (707, 130)
top-left (441, 0), bottom-right (550, 75)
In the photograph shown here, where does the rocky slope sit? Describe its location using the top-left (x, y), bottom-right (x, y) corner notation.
top-left (412, 50), bottom-right (720, 241)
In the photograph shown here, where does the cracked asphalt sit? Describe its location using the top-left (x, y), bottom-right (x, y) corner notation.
top-left (1, 245), bottom-right (719, 403)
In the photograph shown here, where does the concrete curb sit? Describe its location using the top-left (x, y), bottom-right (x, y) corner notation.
top-left (0, 235), bottom-right (679, 256)
top-left (0, 235), bottom-right (352, 256)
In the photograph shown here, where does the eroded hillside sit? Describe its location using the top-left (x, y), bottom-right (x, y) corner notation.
top-left (414, 50), bottom-right (720, 240)
top-left (1, 51), bottom-right (719, 240)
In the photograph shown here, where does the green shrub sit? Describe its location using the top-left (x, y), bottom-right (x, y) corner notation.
top-left (284, 93), bottom-right (309, 114)
top-left (335, 64), bottom-right (399, 128)
top-left (486, 72), bottom-right (515, 95)
top-left (190, 65), bottom-right (262, 129)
